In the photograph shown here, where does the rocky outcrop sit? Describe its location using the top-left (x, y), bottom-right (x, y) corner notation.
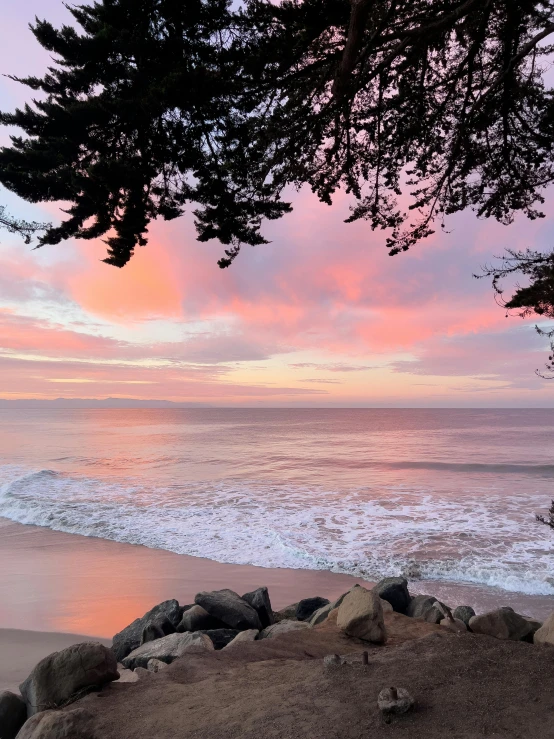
top-left (259, 620), bottom-right (311, 639)
top-left (20, 643), bottom-right (119, 717)
top-left (242, 587), bottom-right (274, 628)
top-left (0, 690), bottom-right (27, 739)
top-left (178, 605), bottom-right (226, 632)
top-left (453, 605), bottom-right (476, 627)
top-left (112, 599), bottom-right (181, 662)
top-left (195, 589), bottom-right (262, 631)
top-left (296, 597), bottom-right (330, 622)
top-left (16, 707), bottom-right (97, 739)
top-left (199, 628), bottom-right (240, 650)
top-left (223, 630), bottom-right (259, 649)
top-left (336, 586), bottom-right (386, 643)
top-left (373, 577), bottom-right (410, 614)
top-left (534, 612), bottom-right (554, 645)
top-left (469, 607), bottom-right (537, 641)
top-left (122, 631), bottom-right (213, 669)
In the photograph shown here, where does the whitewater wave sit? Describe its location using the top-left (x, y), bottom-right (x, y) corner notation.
top-left (0, 465), bottom-right (553, 597)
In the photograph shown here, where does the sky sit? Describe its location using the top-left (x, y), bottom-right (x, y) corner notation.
top-left (1, 2), bottom-right (554, 407)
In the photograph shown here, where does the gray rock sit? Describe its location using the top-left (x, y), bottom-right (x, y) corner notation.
top-left (406, 594), bottom-right (438, 619)
top-left (296, 597), bottom-right (330, 622)
top-left (259, 620), bottom-right (311, 639)
top-left (323, 654), bottom-right (342, 667)
top-left (223, 629), bottom-right (259, 649)
top-left (195, 589), bottom-right (262, 631)
top-left (112, 599), bottom-right (181, 662)
top-left (20, 642), bottom-right (118, 717)
top-left (469, 607), bottom-right (537, 641)
top-left (377, 687), bottom-right (414, 715)
top-left (373, 577), bottom-right (411, 614)
top-left (336, 586), bottom-right (386, 643)
top-left (423, 601), bottom-right (450, 624)
top-left (332, 586), bottom-right (360, 610)
top-left (242, 587), bottom-right (274, 628)
top-left (453, 605), bottom-right (476, 627)
top-left (310, 603), bottom-right (335, 626)
top-left (177, 605), bottom-right (227, 632)
top-left (198, 628), bottom-right (240, 650)
top-left (140, 615), bottom-right (173, 645)
top-left (147, 658), bottom-right (167, 672)
top-left (15, 707), bottom-right (97, 739)
top-left (0, 690), bottom-right (27, 739)
top-left (273, 602), bottom-right (299, 622)
top-left (122, 631), bottom-right (213, 670)
top-left (534, 612), bottom-right (554, 645)
top-left (134, 667), bottom-right (153, 680)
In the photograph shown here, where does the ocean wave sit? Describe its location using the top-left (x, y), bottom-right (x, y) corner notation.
top-left (1, 466), bottom-right (553, 597)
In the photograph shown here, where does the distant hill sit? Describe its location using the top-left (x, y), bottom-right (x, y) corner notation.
top-left (0, 398), bottom-right (211, 409)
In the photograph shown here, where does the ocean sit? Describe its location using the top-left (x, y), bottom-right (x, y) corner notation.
top-left (0, 408), bottom-right (553, 603)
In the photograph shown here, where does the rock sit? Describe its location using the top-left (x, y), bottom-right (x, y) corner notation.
top-left (521, 617), bottom-right (543, 642)
top-left (424, 601), bottom-right (451, 624)
top-left (223, 630), bottom-right (259, 649)
top-left (273, 603), bottom-right (299, 622)
top-left (336, 586), bottom-right (387, 644)
top-left (16, 707), bottom-right (97, 739)
top-left (452, 605), bottom-right (476, 627)
top-left (20, 642), bottom-right (119, 717)
top-left (332, 586), bottom-right (360, 610)
top-left (534, 612), bottom-right (554, 645)
top-left (469, 607), bottom-right (537, 641)
top-left (310, 603), bottom-right (334, 626)
top-left (198, 628), bottom-right (240, 650)
top-left (373, 577), bottom-right (411, 614)
top-left (406, 594), bottom-right (438, 619)
top-left (439, 617), bottom-right (467, 633)
top-left (195, 589), bottom-right (262, 631)
top-left (140, 615), bottom-right (173, 645)
top-left (122, 631), bottom-right (214, 670)
top-left (377, 687), bottom-right (414, 715)
top-left (323, 654), bottom-right (342, 667)
top-left (147, 658), bottom-right (167, 672)
top-left (115, 664), bottom-right (139, 683)
top-left (178, 605), bottom-right (227, 632)
top-left (296, 597), bottom-right (330, 622)
top-left (134, 667), bottom-right (153, 679)
top-left (241, 587), bottom-right (274, 628)
top-left (0, 690), bottom-right (27, 739)
top-left (112, 599), bottom-right (181, 662)
top-left (259, 620), bottom-right (311, 639)
top-left (379, 598), bottom-right (394, 613)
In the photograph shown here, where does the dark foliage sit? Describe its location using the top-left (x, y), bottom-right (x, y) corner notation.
top-left (0, 203), bottom-right (50, 244)
top-left (1, 0), bottom-right (554, 349)
top-left (536, 499), bottom-right (554, 528)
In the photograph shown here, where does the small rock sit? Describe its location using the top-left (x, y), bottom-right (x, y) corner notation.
top-left (323, 654), bottom-right (342, 667)
top-left (379, 598), bottom-right (394, 613)
top-left (310, 603), bottom-right (334, 626)
top-left (439, 616), bottom-right (467, 633)
top-left (198, 628), bottom-right (240, 650)
top-left (195, 589), bottom-right (262, 631)
top-left (336, 586), bottom-right (386, 643)
top-left (122, 631), bottom-right (213, 670)
top-left (259, 620), bottom-right (311, 639)
top-left (20, 642), bottom-right (119, 717)
top-left (147, 658), bottom-right (167, 672)
top-left (16, 707), bottom-right (97, 739)
top-left (273, 602), bottom-right (299, 622)
top-left (534, 612), bottom-right (554, 645)
top-left (296, 597), bottom-right (330, 622)
top-left (223, 629), bottom-right (259, 649)
top-left (115, 664), bottom-right (139, 683)
top-left (453, 605), bottom-right (476, 627)
top-left (141, 615), bottom-right (174, 645)
top-left (373, 577), bottom-right (411, 614)
top-left (241, 587), bottom-right (274, 628)
top-left (0, 690), bottom-right (27, 739)
top-left (378, 686), bottom-right (414, 715)
top-left (134, 667), bottom-right (153, 679)
top-left (178, 605), bottom-right (227, 632)
top-left (112, 599), bottom-right (182, 662)
top-left (469, 607), bottom-right (536, 641)
top-left (406, 594), bottom-right (439, 619)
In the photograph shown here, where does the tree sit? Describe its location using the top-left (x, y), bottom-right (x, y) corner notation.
top-left (0, 203), bottom-right (49, 244)
top-left (1, 0), bottom-right (554, 346)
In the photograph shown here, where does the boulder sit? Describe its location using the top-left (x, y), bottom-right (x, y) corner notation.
top-left (453, 605), bottom-right (476, 627)
top-left (469, 607), bottom-right (537, 641)
top-left (122, 631), bottom-right (213, 669)
top-left (423, 602), bottom-right (450, 624)
top-left (0, 690), bottom-right (27, 739)
top-left (223, 630), bottom-right (259, 649)
top-left (379, 598), bottom-right (394, 614)
top-left (534, 612), bottom-right (554, 645)
top-left (178, 605), bottom-right (227, 632)
top-left (259, 620), bottom-right (311, 639)
top-left (242, 587), bottom-right (274, 628)
top-left (332, 586), bottom-right (360, 610)
top-left (296, 597), bottom-right (330, 622)
top-left (195, 589), bottom-right (262, 630)
top-left (112, 599), bottom-right (181, 662)
top-left (377, 687), bottom-right (414, 715)
top-left (140, 615), bottom-right (174, 645)
top-left (273, 602), bottom-right (299, 622)
top-left (147, 658), bottom-right (167, 672)
top-left (406, 594), bottom-right (438, 619)
top-left (20, 642), bottom-right (119, 717)
top-left (373, 577), bottom-right (411, 614)
top-left (336, 586), bottom-right (387, 643)
top-left (310, 603), bottom-right (334, 626)
top-left (439, 616), bottom-right (467, 633)
top-left (198, 628), bottom-right (240, 650)
top-left (16, 707), bottom-right (97, 739)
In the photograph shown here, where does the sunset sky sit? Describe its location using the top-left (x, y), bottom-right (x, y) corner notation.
top-left (2, 1), bottom-right (554, 407)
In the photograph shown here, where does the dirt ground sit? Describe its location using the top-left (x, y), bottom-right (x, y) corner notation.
top-left (50, 612), bottom-right (554, 739)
